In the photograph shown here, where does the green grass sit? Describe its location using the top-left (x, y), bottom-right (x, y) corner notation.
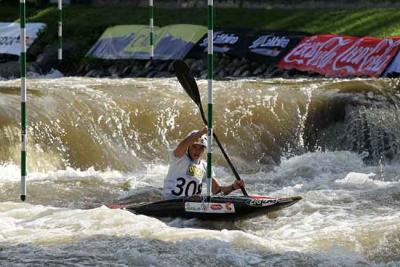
top-left (2, 4), bottom-right (400, 58)
top-left (0, 3), bottom-right (38, 21)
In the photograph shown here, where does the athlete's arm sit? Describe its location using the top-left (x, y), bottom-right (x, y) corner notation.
top-left (174, 127), bottom-right (207, 158)
top-left (212, 178), bottom-right (245, 195)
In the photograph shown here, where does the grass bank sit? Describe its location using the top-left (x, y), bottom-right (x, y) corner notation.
top-left (2, 4), bottom-right (400, 58)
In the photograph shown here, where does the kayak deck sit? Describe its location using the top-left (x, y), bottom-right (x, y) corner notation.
top-left (107, 195), bottom-right (302, 221)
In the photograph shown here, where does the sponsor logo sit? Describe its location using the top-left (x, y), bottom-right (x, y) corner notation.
top-left (210, 204), bottom-right (223, 210)
top-left (200, 31), bottom-right (240, 47)
top-left (333, 38), bottom-right (400, 75)
top-left (0, 36), bottom-right (19, 46)
top-left (185, 202), bottom-right (236, 213)
top-left (186, 165), bottom-right (204, 178)
top-left (280, 35), bottom-right (400, 77)
top-left (249, 35), bottom-right (290, 49)
top-left (283, 36), bottom-right (352, 66)
top-left (247, 198), bottom-right (277, 207)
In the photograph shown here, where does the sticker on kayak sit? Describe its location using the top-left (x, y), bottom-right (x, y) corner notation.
top-left (185, 202), bottom-right (235, 213)
top-left (247, 198), bottom-right (278, 207)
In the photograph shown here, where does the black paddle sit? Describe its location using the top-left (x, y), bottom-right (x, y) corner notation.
top-left (173, 60), bottom-right (248, 197)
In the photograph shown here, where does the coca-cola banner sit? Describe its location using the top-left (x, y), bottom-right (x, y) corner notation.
top-left (248, 30), bottom-right (308, 65)
top-left (278, 34), bottom-right (400, 77)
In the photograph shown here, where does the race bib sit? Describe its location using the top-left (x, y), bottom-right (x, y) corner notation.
top-left (171, 177), bottom-right (202, 197)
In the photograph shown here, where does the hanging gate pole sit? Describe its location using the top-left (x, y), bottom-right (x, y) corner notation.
top-left (206, 0), bottom-right (214, 198)
top-left (58, 0), bottom-right (62, 60)
top-left (149, 0), bottom-right (154, 59)
top-left (20, 0), bottom-right (27, 202)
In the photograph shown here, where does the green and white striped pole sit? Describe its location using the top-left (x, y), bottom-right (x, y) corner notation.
top-left (206, 0), bottom-right (214, 198)
top-left (20, 0), bottom-right (27, 202)
top-left (58, 0), bottom-right (62, 60)
top-left (149, 0), bottom-right (154, 59)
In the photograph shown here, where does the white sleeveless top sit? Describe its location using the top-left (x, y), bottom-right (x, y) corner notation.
top-left (163, 150), bottom-right (213, 199)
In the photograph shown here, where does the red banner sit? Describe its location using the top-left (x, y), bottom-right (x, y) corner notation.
top-left (278, 34), bottom-right (400, 77)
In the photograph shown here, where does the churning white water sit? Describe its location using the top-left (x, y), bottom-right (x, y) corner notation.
top-left (0, 77), bottom-right (399, 266)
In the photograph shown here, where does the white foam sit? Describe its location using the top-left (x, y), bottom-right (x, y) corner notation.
top-left (0, 164), bottom-right (127, 182)
top-left (335, 172), bottom-right (396, 188)
top-left (3, 200), bottom-right (398, 266)
top-left (28, 69), bottom-right (64, 79)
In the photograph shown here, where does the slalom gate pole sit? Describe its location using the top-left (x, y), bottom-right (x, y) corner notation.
top-left (58, 0), bottom-right (62, 60)
top-left (206, 0), bottom-right (214, 199)
top-left (20, 0), bottom-right (27, 201)
top-left (149, 0), bottom-right (154, 59)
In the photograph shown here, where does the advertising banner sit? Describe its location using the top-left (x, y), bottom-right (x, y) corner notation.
top-left (87, 25), bottom-right (151, 59)
top-left (124, 24), bottom-right (207, 60)
top-left (122, 26), bottom-right (156, 60)
top-left (278, 34), bottom-right (400, 77)
top-left (248, 30), bottom-right (308, 65)
top-left (189, 28), bottom-right (254, 58)
top-left (153, 24), bottom-right (206, 60)
top-left (88, 24), bottom-right (206, 60)
top-left (0, 22), bottom-right (46, 56)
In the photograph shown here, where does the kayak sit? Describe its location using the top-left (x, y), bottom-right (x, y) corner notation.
top-left (107, 195), bottom-right (302, 221)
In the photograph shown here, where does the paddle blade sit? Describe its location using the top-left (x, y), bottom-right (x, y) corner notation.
top-left (173, 60), bottom-right (202, 107)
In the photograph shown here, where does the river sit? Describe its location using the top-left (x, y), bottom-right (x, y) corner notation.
top-left (0, 77), bottom-right (399, 266)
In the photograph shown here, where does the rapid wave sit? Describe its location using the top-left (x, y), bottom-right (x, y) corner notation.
top-left (1, 77), bottom-right (400, 173)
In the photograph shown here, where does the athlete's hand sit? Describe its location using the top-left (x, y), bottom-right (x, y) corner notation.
top-left (232, 180), bottom-right (245, 190)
